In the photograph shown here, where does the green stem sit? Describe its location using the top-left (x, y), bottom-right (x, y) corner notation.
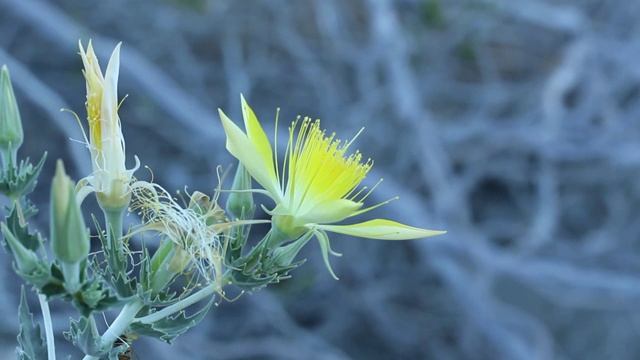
top-left (135, 282), bottom-right (219, 325)
top-left (38, 294), bottom-right (55, 360)
top-left (82, 300), bottom-right (144, 360)
top-left (103, 208), bottom-right (124, 252)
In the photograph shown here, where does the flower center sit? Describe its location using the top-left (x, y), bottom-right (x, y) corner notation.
top-left (283, 117), bottom-right (372, 215)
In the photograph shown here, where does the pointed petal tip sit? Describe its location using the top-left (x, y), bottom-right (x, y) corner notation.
top-left (317, 219), bottom-right (446, 240)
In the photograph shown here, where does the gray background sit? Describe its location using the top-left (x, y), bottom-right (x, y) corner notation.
top-left (2, 0), bottom-right (640, 359)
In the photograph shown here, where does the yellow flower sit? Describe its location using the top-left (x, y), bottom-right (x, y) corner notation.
top-left (76, 40), bottom-right (140, 211)
top-left (219, 96), bottom-right (445, 277)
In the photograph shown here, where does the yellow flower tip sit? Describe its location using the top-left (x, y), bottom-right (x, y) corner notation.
top-left (317, 219), bottom-right (445, 240)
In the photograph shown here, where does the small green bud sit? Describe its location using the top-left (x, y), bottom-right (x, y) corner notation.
top-left (50, 160), bottom-right (89, 264)
top-left (1, 222), bottom-right (39, 274)
top-left (0, 65), bottom-right (24, 165)
top-left (226, 162), bottom-right (254, 219)
top-left (149, 239), bottom-right (191, 294)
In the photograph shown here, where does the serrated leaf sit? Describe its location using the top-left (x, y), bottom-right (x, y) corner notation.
top-left (136, 244), bottom-right (184, 307)
top-left (0, 152), bottom-right (46, 200)
top-left (94, 217), bottom-right (127, 276)
top-left (136, 278), bottom-right (180, 307)
top-left (16, 263), bottom-right (55, 293)
top-left (64, 316), bottom-right (107, 357)
top-left (92, 217), bottom-right (137, 300)
top-left (3, 205), bottom-right (44, 253)
top-left (129, 297), bottom-right (214, 344)
top-left (16, 287), bottom-right (48, 360)
top-left (71, 276), bottom-right (123, 317)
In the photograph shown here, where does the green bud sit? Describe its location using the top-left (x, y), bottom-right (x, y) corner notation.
top-left (226, 162), bottom-right (254, 219)
top-left (149, 239), bottom-right (191, 294)
top-left (50, 160), bottom-right (89, 264)
top-left (0, 65), bottom-right (24, 166)
top-left (1, 222), bottom-right (39, 274)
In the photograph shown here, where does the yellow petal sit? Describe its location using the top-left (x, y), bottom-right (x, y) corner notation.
top-left (102, 42), bottom-right (121, 136)
top-left (316, 219), bottom-right (446, 240)
top-left (240, 95), bottom-right (278, 184)
top-left (298, 199), bottom-right (362, 225)
top-left (219, 109), bottom-right (281, 200)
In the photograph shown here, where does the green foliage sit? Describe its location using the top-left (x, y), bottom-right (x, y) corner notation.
top-left (0, 153), bottom-right (46, 201)
top-left (71, 273), bottom-right (123, 317)
top-left (130, 298), bottom-right (214, 344)
top-left (93, 217), bottom-right (137, 300)
top-left (4, 205), bottom-right (44, 253)
top-left (225, 228), bottom-right (307, 291)
top-left (64, 316), bottom-right (107, 357)
top-left (16, 287), bottom-right (47, 360)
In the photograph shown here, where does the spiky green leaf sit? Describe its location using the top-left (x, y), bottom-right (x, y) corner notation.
top-left (129, 298), bottom-right (214, 344)
top-left (16, 287), bottom-right (47, 360)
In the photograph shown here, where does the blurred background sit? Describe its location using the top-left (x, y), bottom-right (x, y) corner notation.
top-left (2, 0), bottom-right (640, 359)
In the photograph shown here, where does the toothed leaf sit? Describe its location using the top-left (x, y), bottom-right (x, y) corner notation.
top-left (16, 287), bottom-right (47, 360)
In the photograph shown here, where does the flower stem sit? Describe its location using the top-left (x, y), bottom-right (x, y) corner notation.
top-left (38, 294), bottom-right (55, 360)
top-left (82, 300), bottom-right (144, 360)
top-left (135, 283), bottom-right (218, 325)
top-left (103, 208), bottom-right (124, 252)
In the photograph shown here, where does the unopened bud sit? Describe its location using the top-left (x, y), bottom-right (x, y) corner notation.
top-left (226, 162), bottom-right (254, 219)
top-left (50, 160), bottom-right (89, 264)
top-left (149, 239), bottom-right (191, 294)
top-left (0, 65), bottom-right (24, 165)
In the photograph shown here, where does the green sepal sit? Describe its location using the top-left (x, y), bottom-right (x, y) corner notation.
top-left (129, 297), bottom-right (214, 344)
top-left (224, 229), bottom-right (307, 291)
top-left (0, 152), bottom-right (46, 201)
top-left (16, 286), bottom-right (48, 360)
top-left (263, 230), bottom-right (313, 270)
